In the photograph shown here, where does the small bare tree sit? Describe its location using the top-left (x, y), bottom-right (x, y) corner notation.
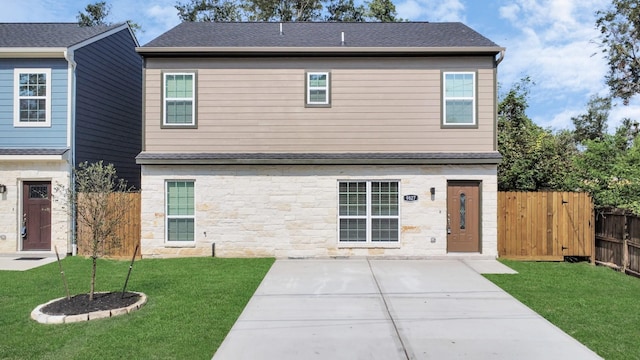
top-left (58, 161), bottom-right (135, 300)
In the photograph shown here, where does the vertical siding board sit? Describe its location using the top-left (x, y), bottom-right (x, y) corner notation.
top-left (74, 29), bottom-right (142, 188)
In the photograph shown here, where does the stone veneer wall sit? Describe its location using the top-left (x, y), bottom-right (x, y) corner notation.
top-left (140, 164), bottom-right (497, 258)
top-left (0, 160), bottom-right (71, 254)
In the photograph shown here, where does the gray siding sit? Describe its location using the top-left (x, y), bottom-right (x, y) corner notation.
top-left (75, 29), bottom-right (142, 188)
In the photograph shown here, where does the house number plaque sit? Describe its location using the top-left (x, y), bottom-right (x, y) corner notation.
top-left (403, 195), bottom-right (418, 201)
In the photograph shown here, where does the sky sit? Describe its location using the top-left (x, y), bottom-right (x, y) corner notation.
top-left (2, 0), bottom-right (639, 131)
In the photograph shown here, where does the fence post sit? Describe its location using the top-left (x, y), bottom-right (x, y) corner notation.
top-left (623, 214), bottom-right (629, 273)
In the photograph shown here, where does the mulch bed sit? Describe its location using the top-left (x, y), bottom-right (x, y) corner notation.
top-left (41, 292), bottom-right (140, 316)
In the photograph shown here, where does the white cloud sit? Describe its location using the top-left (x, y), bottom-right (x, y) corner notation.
top-left (499, 4), bottom-right (520, 22)
top-left (396, 0), bottom-right (465, 22)
top-left (494, 0), bottom-right (615, 129)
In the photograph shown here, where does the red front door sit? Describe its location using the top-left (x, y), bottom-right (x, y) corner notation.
top-left (22, 182), bottom-right (52, 251)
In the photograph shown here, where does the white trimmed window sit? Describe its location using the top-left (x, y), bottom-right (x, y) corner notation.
top-left (306, 72), bottom-right (329, 105)
top-left (163, 72), bottom-right (195, 126)
top-left (338, 181), bottom-right (399, 242)
top-left (14, 68), bottom-right (52, 127)
top-left (166, 180), bottom-right (195, 243)
top-left (443, 72), bottom-right (476, 125)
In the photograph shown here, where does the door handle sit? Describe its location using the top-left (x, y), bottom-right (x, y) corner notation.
top-left (447, 214), bottom-right (451, 234)
top-left (21, 213), bottom-right (27, 238)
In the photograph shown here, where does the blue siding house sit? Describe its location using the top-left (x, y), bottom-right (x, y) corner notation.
top-left (0, 23), bottom-right (141, 255)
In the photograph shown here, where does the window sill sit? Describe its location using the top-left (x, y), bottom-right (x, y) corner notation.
top-left (338, 242), bottom-right (401, 249)
top-left (164, 242), bottom-right (196, 248)
top-left (14, 123), bottom-right (51, 128)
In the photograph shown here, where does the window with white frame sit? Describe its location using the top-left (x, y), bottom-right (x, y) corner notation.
top-left (14, 69), bottom-right (52, 127)
top-left (338, 181), bottom-right (399, 242)
top-left (166, 181), bottom-right (195, 243)
top-left (443, 72), bottom-right (476, 125)
top-left (163, 72), bottom-right (195, 126)
top-left (306, 72), bottom-right (330, 105)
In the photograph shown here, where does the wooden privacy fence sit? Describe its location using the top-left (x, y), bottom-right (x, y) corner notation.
top-left (595, 210), bottom-right (640, 276)
top-left (498, 192), bottom-right (595, 261)
top-left (76, 192), bottom-right (141, 259)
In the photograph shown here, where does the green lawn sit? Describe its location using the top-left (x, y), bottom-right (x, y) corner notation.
top-left (486, 260), bottom-right (640, 360)
top-left (0, 256), bottom-right (274, 360)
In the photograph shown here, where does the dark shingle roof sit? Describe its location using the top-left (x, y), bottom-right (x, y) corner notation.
top-left (143, 22), bottom-right (500, 49)
top-left (0, 148), bottom-right (69, 156)
top-left (0, 23), bottom-right (124, 48)
top-left (136, 152), bottom-right (502, 165)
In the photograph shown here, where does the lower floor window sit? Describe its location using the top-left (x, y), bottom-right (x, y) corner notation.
top-left (166, 180), bottom-right (195, 242)
top-left (339, 181), bottom-right (399, 242)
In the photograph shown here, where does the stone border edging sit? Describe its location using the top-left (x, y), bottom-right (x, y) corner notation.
top-left (31, 292), bottom-right (147, 324)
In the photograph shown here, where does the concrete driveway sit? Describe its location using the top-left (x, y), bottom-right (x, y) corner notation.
top-left (213, 259), bottom-right (601, 360)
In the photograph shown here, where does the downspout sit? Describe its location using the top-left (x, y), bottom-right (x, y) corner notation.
top-left (64, 49), bottom-right (77, 256)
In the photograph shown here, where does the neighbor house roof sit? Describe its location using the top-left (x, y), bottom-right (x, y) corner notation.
top-left (0, 23), bottom-right (125, 48)
top-left (138, 22), bottom-right (504, 55)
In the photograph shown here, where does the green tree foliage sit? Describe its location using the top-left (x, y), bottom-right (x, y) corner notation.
top-left (176, 0), bottom-right (243, 21)
top-left (176, 0), bottom-right (401, 22)
top-left (365, 0), bottom-right (400, 22)
top-left (247, 0), bottom-right (325, 21)
top-left (77, 1), bottom-right (110, 26)
top-left (570, 133), bottom-right (640, 213)
top-left (325, 0), bottom-right (365, 21)
top-left (78, 1), bottom-right (142, 33)
top-left (497, 78), bottom-right (576, 191)
top-left (56, 162), bottom-right (135, 300)
top-left (571, 95), bottom-right (611, 144)
top-left (596, 0), bottom-right (640, 105)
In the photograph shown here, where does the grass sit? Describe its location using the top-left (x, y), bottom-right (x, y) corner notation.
top-left (0, 256), bottom-right (274, 360)
top-left (485, 260), bottom-right (640, 360)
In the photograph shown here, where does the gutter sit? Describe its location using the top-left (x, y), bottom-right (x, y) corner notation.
top-left (136, 46), bottom-right (506, 57)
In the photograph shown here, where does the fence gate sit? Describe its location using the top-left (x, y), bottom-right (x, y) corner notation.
top-left (498, 192), bottom-right (595, 261)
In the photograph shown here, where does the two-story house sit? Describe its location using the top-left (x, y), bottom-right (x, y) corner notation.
top-left (0, 23), bottom-right (142, 255)
top-left (136, 22), bottom-right (504, 258)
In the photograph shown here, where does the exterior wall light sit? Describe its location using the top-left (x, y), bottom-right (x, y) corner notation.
top-left (430, 187), bottom-right (435, 201)
top-left (0, 185), bottom-right (6, 194)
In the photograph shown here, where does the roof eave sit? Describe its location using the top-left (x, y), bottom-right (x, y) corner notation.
top-left (0, 48), bottom-right (67, 58)
top-left (136, 46), bottom-right (505, 56)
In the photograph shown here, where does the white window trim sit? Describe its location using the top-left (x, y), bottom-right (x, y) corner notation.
top-left (443, 71), bottom-right (476, 126)
top-left (14, 68), bottom-right (52, 127)
top-left (165, 180), bottom-right (196, 246)
top-left (306, 71), bottom-right (330, 105)
top-left (163, 72), bottom-right (196, 126)
top-left (337, 180), bottom-right (400, 245)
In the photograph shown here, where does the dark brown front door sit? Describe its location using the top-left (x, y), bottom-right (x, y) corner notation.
top-left (447, 181), bottom-right (480, 252)
top-left (22, 181), bottom-right (52, 251)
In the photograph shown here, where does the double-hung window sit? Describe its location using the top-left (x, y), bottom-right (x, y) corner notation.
top-left (338, 181), bottom-right (399, 243)
top-left (163, 72), bottom-right (196, 126)
top-left (443, 72), bottom-right (476, 125)
top-left (14, 68), bottom-right (52, 127)
top-left (166, 181), bottom-right (195, 243)
top-left (306, 72), bottom-right (330, 106)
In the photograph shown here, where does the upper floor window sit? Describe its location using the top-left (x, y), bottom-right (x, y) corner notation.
top-left (443, 72), bottom-right (476, 126)
top-left (306, 71), bottom-right (330, 106)
top-left (163, 72), bottom-right (196, 127)
top-left (14, 69), bottom-right (52, 127)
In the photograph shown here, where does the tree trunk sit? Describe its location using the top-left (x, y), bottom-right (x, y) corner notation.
top-left (90, 256), bottom-right (97, 301)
